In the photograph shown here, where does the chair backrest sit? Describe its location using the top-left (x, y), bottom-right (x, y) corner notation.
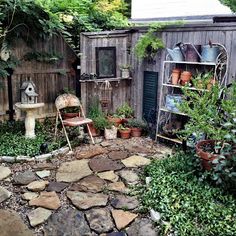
top-left (55, 93), bottom-right (81, 110)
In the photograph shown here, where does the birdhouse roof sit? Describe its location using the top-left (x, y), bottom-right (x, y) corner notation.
top-left (25, 91), bottom-right (38, 97)
top-left (20, 81), bottom-right (36, 90)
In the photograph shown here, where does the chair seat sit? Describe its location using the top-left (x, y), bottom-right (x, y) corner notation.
top-left (63, 117), bottom-right (93, 127)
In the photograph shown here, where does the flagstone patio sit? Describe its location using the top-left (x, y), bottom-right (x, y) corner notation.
top-left (0, 137), bottom-right (172, 236)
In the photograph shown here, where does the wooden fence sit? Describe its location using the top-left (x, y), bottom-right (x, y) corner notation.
top-left (0, 35), bottom-right (77, 121)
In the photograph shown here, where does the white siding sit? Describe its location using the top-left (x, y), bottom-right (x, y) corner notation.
top-left (131, 0), bottom-right (232, 19)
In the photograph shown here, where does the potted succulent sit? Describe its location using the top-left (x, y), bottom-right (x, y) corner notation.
top-left (116, 102), bottom-right (134, 123)
top-left (118, 124), bottom-right (131, 139)
top-left (178, 83), bottom-right (236, 170)
top-left (127, 118), bottom-right (147, 137)
top-left (120, 65), bottom-right (131, 79)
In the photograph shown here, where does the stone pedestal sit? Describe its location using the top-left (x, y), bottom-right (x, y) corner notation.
top-left (15, 103), bottom-right (44, 138)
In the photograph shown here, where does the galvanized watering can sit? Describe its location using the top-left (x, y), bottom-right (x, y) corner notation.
top-left (201, 45), bottom-right (220, 62)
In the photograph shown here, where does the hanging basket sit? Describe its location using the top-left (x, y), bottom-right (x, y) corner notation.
top-left (99, 80), bottom-right (112, 113)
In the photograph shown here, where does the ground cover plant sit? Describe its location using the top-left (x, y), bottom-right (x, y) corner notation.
top-left (137, 151), bottom-right (236, 236)
top-left (0, 119), bottom-right (82, 157)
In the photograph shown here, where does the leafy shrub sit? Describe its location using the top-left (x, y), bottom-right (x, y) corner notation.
top-left (116, 102), bottom-right (134, 118)
top-left (137, 152), bottom-right (236, 236)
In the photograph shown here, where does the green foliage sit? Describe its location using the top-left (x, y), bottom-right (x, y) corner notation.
top-left (127, 118), bottom-right (147, 129)
top-left (220, 0), bottom-right (236, 12)
top-left (134, 21), bottom-right (183, 60)
top-left (23, 51), bottom-right (63, 63)
top-left (137, 151), bottom-right (236, 236)
top-left (116, 102), bottom-right (134, 118)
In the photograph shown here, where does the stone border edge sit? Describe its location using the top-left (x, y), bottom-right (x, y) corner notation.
top-left (0, 147), bottom-right (69, 163)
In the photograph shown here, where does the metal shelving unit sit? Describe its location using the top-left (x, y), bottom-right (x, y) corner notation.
top-left (156, 43), bottom-right (228, 144)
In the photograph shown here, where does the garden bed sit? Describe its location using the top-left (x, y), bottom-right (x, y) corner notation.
top-left (137, 152), bottom-right (236, 236)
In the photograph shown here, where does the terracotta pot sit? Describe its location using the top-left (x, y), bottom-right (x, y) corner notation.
top-left (207, 78), bottom-right (216, 90)
top-left (107, 117), bottom-right (122, 127)
top-left (88, 123), bottom-right (100, 137)
top-left (195, 140), bottom-right (218, 170)
top-left (62, 113), bottom-right (80, 119)
top-left (180, 71), bottom-right (192, 85)
top-left (119, 128), bottom-right (131, 139)
top-left (171, 69), bottom-right (181, 85)
top-left (131, 127), bottom-right (142, 137)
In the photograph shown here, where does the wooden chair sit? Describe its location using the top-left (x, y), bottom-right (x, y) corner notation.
top-left (54, 93), bottom-right (94, 151)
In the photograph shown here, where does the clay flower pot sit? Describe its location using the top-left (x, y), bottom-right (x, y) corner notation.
top-left (180, 71), bottom-right (192, 85)
top-left (119, 128), bottom-right (131, 139)
top-left (88, 123), bottom-right (100, 137)
top-left (131, 127), bottom-right (142, 137)
top-left (62, 112), bottom-right (80, 119)
top-left (107, 116), bottom-right (122, 127)
top-left (171, 69), bottom-right (181, 85)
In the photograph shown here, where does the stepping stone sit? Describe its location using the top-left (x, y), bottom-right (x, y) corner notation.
top-left (27, 181), bottom-right (49, 192)
top-left (111, 195), bottom-right (139, 210)
top-left (111, 210), bottom-right (137, 230)
top-left (85, 208), bottom-right (114, 233)
top-left (46, 182), bottom-right (69, 193)
top-left (69, 175), bottom-right (106, 193)
top-left (13, 170), bottom-right (37, 185)
top-left (67, 191), bottom-right (108, 210)
top-left (22, 192), bottom-right (39, 201)
top-left (121, 155), bottom-right (151, 168)
top-left (36, 170), bottom-right (50, 178)
top-left (97, 171), bottom-right (119, 182)
top-left (27, 207), bottom-right (52, 227)
top-left (89, 157), bottom-right (124, 172)
top-left (0, 166), bottom-right (11, 180)
top-left (124, 144), bottom-right (154, 155)
top-left (44, 208), bottom-right (91, 236)
top-left (32, 163), bottom-right (56, 171)
top-left (106, 233), bottom-right (126, 236)
top-left (118, 170), bottom-right (139, 185)
top-left (100, 141), bottom-right (112, 147)
top-left (29, 191), bottom-right (61, 210)
top-left (108, 151), bottom-right (129, 160)
top-left (56, 160), bottom-right (92, 183)
top-left (0, 186), bottom-right (12, 203)
top-left (126, 218), bottom-right (157, 236)
top-left (76, 146), bottom-right (107, 159)
top-left (107, 182), bottom-right (128, 193)
top-left (0, 209), bottom-right (33, 236)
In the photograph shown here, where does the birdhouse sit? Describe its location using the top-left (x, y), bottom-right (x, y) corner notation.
top-left (20, 80), bottom-right (38, 104)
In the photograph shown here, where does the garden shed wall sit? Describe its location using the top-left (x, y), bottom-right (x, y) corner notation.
top-left (81, 22), bottom-right (236, 118)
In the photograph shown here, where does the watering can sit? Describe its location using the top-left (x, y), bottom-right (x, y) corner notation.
top-left (201, 45), bottom-right (220, 62)
top-left (167, 43), bottom-right (202, 62)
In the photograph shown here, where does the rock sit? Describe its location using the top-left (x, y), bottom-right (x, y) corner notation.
top-left (44, 208), bottom-right (91, 236)
top-left (145, 177), bottom-right (152, 185)
top-left (97, 171), bottom-right (119, 182)
top-left (111, 195), bottom-right (139, 210)
top-left (67, 191), bottom-right (108, 210)
top-left (111, 210), bottom-right (137, 230)
top-left (13, 170), bottom-right (37, 185)
top-left (56, 160), bottom-right (92, 182)
top-left (0, 166), bottom-right (11, 180)
top-left (126, 218), bottom-right (158, 236)
top-left (69, 175), bottom-right (106, 193)
top-left (108, 151), bottom-right (129, 160)
top-left (46, 182), bottom-right (69, 193)
top-left (76, 146), bottom-right (107, 159)
top-left (36, 170), bottom-right (50, 178)
top-left (32, 163), bottom-right (56, 171)
top-left (107, 182), bottom-right (128, 193)
top-left (0, 186), bottom-right (12, 203)
top-left (89, 157), bottom-right (124, 172)
top-left (100, 141), bottom-right (111, 147)
top-left (121, 155), bottom-right (151, 168)
top-left (22, 192), bottom-right (39, 201)
top-left (27, 207), bottom-right (52, 227)
top-left (124, 145), bottom-right (153, 155)
top-left (26, 181), bottom-right (49, 192)
top-left (118, 170), bottom-right (139, 185)
top-left (29, 191), bottom-right (61, 210)
top-left (107, 233), bottom-right (126, 236)
top-left (0, 210), bottom-right (33, 236)
top-left (150, 209), bottom-right (161, 222)
top-left (85, 208), bottom-right (114, 233)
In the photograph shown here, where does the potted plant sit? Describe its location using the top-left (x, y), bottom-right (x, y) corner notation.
top-left (116, 102), bottom-right (134, 123)
top-left (120, 65), bottom-right (131, 79)
top-left (104, 122), bottom-right (118, 140)
top-left (192, 71), bottom-right (215, 90)
top-left (127, 118), bottom-right (147, 137)
top-left (107, 114), bottom-right (123, 127)
top-left (178, 83), bottom-right (236, 170)
top-left (118, 124), bottom-right (131, 139)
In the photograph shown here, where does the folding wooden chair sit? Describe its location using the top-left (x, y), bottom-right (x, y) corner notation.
top-left (54, 93), bottom-right (94, 151)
